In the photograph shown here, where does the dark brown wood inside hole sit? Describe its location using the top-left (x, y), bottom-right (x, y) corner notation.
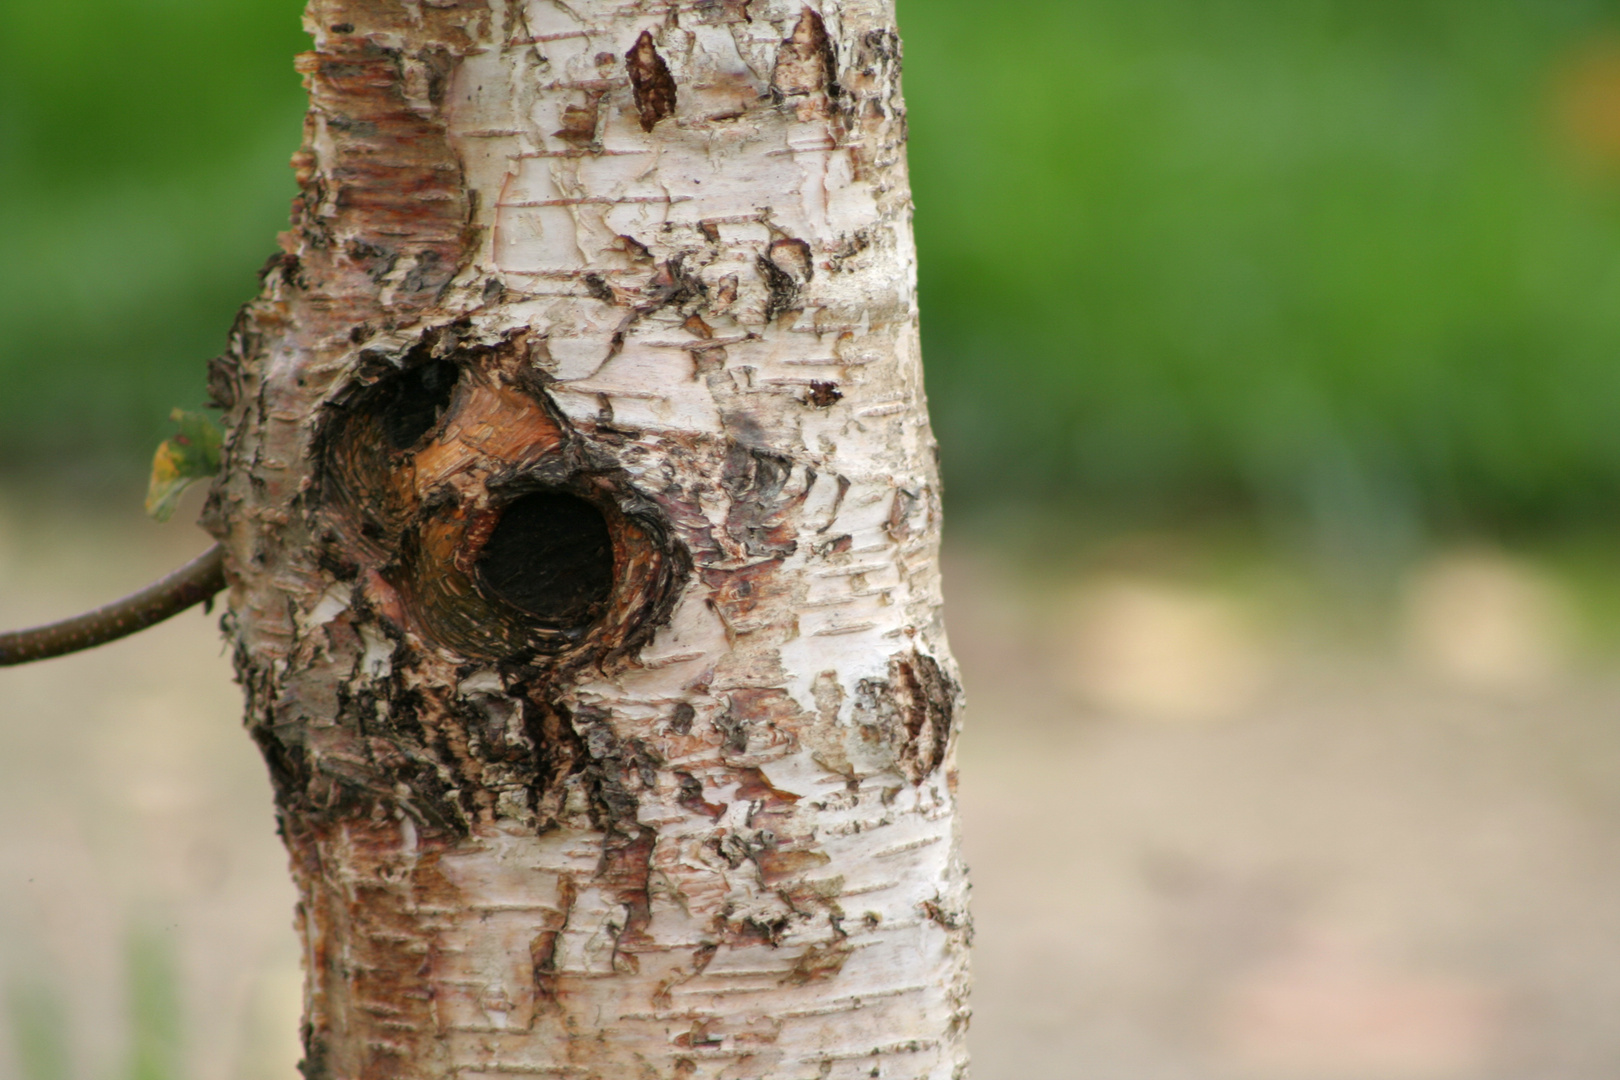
top-left (377, 358), bottom-right (458, 450)
top-left (476, 492), bottom-right (615, 630)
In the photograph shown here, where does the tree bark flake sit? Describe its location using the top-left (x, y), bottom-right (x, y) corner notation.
top-left (625, 31), bottom-right (676, 131)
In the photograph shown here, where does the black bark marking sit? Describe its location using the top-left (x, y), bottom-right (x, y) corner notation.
top-left (768, 237), bottom-right (813, 281)
top-left (299, 1023), bottom-right (333, 1080)
top-left (625, 31), bottom-right (676, 132)
top-left (732, 915), bottom-right (790, 947)
top-left (714, 702), bottom-right (750, 754)
top-left (759, 238), bottom-right (811, 320)
top-left (757, 255), bottom-right (799, 321)
top-left (477, 492), bottom-right (615, 631)
top-left (250, 723), bottom-right (313, 811)
top-left (518, 696), bottom-right (589, 832)
top-left (571, 707), bottom-right (660, 951)
top-left (862, 27), bottom-right (900, 64)
top-left (583, 272), bottom-right (615, 303)
top-left (827, 229), bottom-right (869, 272)
top-left (639, 256), bottom-right (708, 315)
top-left (208, 303), bottom-right (259, 411)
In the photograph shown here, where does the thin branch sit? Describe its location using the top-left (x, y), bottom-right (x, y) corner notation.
top-left (0, 543), bottom-right (226, 666)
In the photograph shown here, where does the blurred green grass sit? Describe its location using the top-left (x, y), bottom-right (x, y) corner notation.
top-left (6, 923), bottom-right (183, 1080)
top-left (7, 979), bottom-right (69, 1080)
top-left (909, 0), bottom-right (1620, 532)
top-left (7, 0), bottom-right (1620, 535)
top-left (0, 0), bottom-right (306, 479)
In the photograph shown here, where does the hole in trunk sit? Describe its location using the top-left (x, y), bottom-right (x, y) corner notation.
top-left (379, 359), bottom-right (458, 450)
top-left (477, 492), bottom-right (615, 629)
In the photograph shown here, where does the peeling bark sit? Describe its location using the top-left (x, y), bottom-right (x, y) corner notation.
top-left (204, 2), bottom-right (968, 1077)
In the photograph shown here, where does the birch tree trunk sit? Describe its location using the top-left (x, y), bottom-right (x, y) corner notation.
top-left (202, 2), bottom-right (968, 1077)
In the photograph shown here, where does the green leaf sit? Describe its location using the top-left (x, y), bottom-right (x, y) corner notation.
top-left (145, 408), bottom-right (222, 522)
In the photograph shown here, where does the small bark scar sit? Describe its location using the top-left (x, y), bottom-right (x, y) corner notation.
top-left (854, 651), bottom-right (957, 784)
top-left (625, 31), bottom-right (677, 132)
top-left (772, 7), bottom-right (837, 97)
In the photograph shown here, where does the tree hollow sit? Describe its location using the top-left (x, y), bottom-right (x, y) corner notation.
top-left (477, 491), bottom-right (614, 629)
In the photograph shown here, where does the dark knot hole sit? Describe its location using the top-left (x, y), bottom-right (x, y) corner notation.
top-left (477, 492), bottom-right (615, 629)
top-left (379, 358), bottom-right (458, 450)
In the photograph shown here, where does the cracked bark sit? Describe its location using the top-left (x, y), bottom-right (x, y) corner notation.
top-left (203, 2), bottom-right (968, 1077)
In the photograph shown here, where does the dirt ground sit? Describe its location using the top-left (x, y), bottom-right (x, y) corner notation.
top-left (3, 490), bottom-right (1620, 1080)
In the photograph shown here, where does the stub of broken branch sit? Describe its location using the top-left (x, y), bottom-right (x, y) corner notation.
top-left (0, 543), bottom-right (225, 666)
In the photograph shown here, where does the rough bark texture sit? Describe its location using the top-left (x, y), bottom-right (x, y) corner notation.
top-left (203, 2), bottom-right (968, 1077)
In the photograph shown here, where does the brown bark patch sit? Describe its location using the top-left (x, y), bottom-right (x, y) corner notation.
top-left (806, 381), bottom-right (842, 407)
top-left (555, 90), bottom-right (605, 145)
top-left (886, 486), bottom-right (920, 543)
top-left (701, 559), bottom-right (785, 624)
top-left (529, 928), bottom-right (562, 1003)
top-left (696, 0), bottom-right (753, 23)
top-left (719, 688), bottom-right (805, 757)
top-left (784, 940), bottom-right (854, 985)
top-left (854, 651), bottom-right (957, 784)
top-left (284, 820), bottom-right (462, 1078)
top-left (625, 31), bottom-right (677, 131)
top-left (733, 765), bottom-right (801, 805)
top-left (519, 697), bottom-right (589, 830)
top-left (772, 7), bottom-right (837, 97)
top-left (754, 848), bottom-right (830, 885)
top-left (677, 772), bottom-right (727, 819)
top-left (674, 1020), bottom-right (724, 1049)
top-left (920, 896), bottom-right (974, 941)
top-left (291, 40), bottom-right (473, 318)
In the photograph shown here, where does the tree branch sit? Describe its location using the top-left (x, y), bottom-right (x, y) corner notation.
top-left (0, 543), bottom-right (226, 666)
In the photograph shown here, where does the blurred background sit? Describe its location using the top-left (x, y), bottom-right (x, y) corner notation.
top-left (8, 0), bottom-right (1620, 1076)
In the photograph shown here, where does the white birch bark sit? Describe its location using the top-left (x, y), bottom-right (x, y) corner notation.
top-left (203, 1), bottom-right (968, 1077)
